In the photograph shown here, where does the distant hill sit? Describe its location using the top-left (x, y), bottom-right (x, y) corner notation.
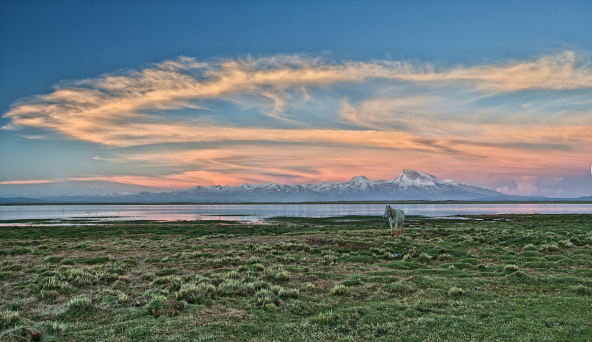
top-left (1, 169), bottom-right (591, 204)
top-left (0, 169), bottom-right (554, 204)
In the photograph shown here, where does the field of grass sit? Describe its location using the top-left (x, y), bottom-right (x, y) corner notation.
top-left (1, 214), bottom-right (591, 341)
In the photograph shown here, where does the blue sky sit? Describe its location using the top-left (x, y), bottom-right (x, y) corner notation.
top-left (1, 1), bottom-right (591, 198)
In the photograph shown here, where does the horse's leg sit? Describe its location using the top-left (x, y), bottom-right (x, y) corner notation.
top-left (390, 220), bottom-right (394, 237)
top-left (400, 220), bottom-right (403, 235)
top-left (394, 222), bottom-right (399, 236)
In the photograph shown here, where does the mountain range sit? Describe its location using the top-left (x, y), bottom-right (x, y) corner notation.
top-left (0, 169), bottom-right (563, 204)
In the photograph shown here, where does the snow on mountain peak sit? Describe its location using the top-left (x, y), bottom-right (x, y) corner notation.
top-left (100, 192), bottom-right (126, 197)
top-left (8, 169), bottom-right (506, 204)
top-left (347, 175), bottom-right (374, 189)
top-left (260, 183), bottom-right (281, 191)
top-left (237, 183), bottom-right (255, 190)
top-left (168, 169), bottom-right (501, 201)
top-left (394, 169), bottom-right (440, 186)
top-left (349, 175), bottom-right (370, 182)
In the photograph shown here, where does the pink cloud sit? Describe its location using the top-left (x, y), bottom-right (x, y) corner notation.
top-left (496, 176), bottom-right (565, 197)
top-left (0, 179), bottom-right (55, 185)
top-left (496, 176), bottom-right (539, 196)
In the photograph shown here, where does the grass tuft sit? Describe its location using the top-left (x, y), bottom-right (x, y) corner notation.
top-left (176, 283), bottom-right (216, 303)
top-left (247, 256), bottom-right (261, 264)
top-left (448, 287), bottom-right (465, 297)
top-left (251, 263), bottom-right (265, 271)
top-left (44, 255), bottom-right (63, 263)
top-left (316, 310), bottom-right (337, 325)
top-left (330, 284), bottom-right (347, 296)
top-left (156, 268), bottom-right (179, 276)
top-left (388, 282), bottom-right (415, 294)
top-left (0, 310), bottom-right (19, 329)
top-left (522, 244), bottom-right (538, 252)
top-left (117, 292), bottom-right (129, 304)
top-left (438, 253), bottom-right (453, 260)
top-left (539, 243), bottom-right (559, 253)
top-left (255, 289), bottom-right (280, 307)
top-left (278, 288), bottom-right (299, 299)
top-left (573, 285), bottom-right (591, 296)
top-left (418, 253), bottom-right (433, 262)
top-left (345, 255), bottom-right (374, 263)
top-left (66, 296), bottom-right (93, 314)
top-left (145, 296), bottom-right (184, 317)
top-left (141, 272), bottom-right (155, 281)
top-left (275, 271), bottom-right (290, 282)
top-left (504, 264), bottom-right (519, 272)
top-left (343, 275), bottom-right (363, 287)
top-left (218, 279), bottom-right (241, 296)
top-left (323, 254), bottom-right (339, 265)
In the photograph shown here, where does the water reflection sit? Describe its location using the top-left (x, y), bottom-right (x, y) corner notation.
top-left (1, 203), bottom-right (592, 224)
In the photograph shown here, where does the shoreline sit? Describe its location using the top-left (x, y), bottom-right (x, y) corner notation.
top-left (2, 199), bottom-right (592, 206)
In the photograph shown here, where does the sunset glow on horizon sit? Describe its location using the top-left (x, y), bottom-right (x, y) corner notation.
top-left (1, 1), bottom-right (591, 198)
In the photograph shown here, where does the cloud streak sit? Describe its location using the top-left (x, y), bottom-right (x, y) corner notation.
top-left (0, 180), bottom-right (55, 185)
top-left (5, 51), bottom-right (591, 143)
top-left (2, 51), bottom-right (592, 195)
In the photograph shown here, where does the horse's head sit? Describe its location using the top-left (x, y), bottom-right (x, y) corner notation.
top-left (383, 205), bottom-right (391, 219)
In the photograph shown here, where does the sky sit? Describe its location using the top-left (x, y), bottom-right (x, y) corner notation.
top-left (1, 0), bottom-right (592, 198)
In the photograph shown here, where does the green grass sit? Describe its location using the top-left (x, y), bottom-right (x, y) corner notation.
top-left (0, 214), bottom-right (591, 341)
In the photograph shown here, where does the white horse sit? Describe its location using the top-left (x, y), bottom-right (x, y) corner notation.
top-left (383, 205), bottom-right (405, 237)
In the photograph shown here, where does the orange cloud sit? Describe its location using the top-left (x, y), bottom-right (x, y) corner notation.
top-left (5, 51), bottom-right (591, 142)
top-left (70, 170), bottom-right (314, 189)
top-left (73, 136), bottom-right (590, 190)
top-left (0, 179), bottom-right (55, 185)
top-left (3, 51), bottom-right (591, 190)
top-left (396, 51), bottom-right (592, 92)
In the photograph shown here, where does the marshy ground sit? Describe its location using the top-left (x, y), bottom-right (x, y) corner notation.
top-left (1, 214), bottom-right (591, 341)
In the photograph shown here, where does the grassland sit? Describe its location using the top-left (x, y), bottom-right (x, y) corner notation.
top-left (1, 214), bottom-right (591, 341)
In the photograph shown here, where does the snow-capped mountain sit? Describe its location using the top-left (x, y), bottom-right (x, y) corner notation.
top-left (0, 170), bottom-right (511, 203)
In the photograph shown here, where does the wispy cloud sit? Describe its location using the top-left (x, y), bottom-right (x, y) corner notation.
top-left (397, 51), bottom-right (592, 92)
top-left (4, 51), bottom-right (591, 145)
top-left (2, 51), bottom-right (592, 193)
top-left (69, 170), bottom-right (315, 189)
top-left (0, 180), bottom-right (55, 185)
top-left (17, 134), bottom-right (47, 140)
top-left (496, 176), bottom-right (566, 197)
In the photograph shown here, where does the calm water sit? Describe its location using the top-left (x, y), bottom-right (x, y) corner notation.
top-left (1, 203), bottom-right (592, 224)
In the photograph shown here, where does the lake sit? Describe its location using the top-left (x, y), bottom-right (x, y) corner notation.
top-left (1, 203), bottom-right (592, 224)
